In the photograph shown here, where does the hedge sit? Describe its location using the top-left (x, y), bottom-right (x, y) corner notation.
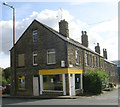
top-left (83, 70), bottom-right (109, 94)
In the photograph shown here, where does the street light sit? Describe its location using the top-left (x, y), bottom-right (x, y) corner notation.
top-left (3, 2), bottom-right (16, 96)
top-left (3, 2), bottom-right (15, 46)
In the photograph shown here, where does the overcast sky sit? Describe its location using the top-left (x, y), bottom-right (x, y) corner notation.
top-left (0, 0), bottom-right (119, 68)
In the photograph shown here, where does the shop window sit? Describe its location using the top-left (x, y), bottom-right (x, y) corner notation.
top-left (47, 49), bottom-right (56, 64)
top-left (18, 54), bottom-right (25, 67)
top-left (33, 30), bottom-right (37, 42)
top-left (18, 76), bottom-right (25, 89)
top-left (43, 75), bottom-right (63, 91)
top-left (43, 76), bottom-right (47, 82)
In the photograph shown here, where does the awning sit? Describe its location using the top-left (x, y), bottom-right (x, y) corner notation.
top-left (39, 68), bottom-right (83, 75)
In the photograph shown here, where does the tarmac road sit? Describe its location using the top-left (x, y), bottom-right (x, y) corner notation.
top-left (2, 89), bottom-right (118, 105)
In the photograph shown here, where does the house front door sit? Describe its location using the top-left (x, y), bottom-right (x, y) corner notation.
top-left (69, 74), bottom-right (75, 96)
top-left (33, 77), bottom-right (39, 96)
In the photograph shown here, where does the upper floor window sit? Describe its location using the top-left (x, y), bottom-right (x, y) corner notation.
top-left (96, 56), bottom-right (98, 67)
top-left (75, 50), bottom-right (79, 65)
top-left (93, 56), bottom-right (95, 67)
top-left (94, 56), bottom-right (96, 67)
top-left (33, 52), bottom-right (38, 66)
top-left (18, 54), bottom-right (25, 67)
top-left (47, 49), bottom-right (56, 64)
top-left (89, 54), bottom-right (92, 67)
top-left (85, 53), bottom-right (88, 66)
top-left (33, 30), bottom-right (37, 42)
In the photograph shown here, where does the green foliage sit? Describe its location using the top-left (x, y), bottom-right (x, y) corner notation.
top-left (108, 82), bottom-right (114, 88)
top-left (83, 70), bottom-right (109, 94)
top-left (6, 77), bottom-right (11, 84)
top-left (3, 67), bottom-right (11, 81)
top-left (2, 76), bottom-right (7, 87)
top-left (2, 67), bottom-right (11, 86)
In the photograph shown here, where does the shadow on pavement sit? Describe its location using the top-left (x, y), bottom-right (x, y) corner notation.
top-left (2, 97), bottom-right (50, 105)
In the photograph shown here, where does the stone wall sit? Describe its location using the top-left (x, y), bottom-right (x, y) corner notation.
top-left (10, 20), bottom-right (68, 96)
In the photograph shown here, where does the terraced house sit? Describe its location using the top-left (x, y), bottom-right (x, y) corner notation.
top-left (10, 19), bottom-right (118, 96)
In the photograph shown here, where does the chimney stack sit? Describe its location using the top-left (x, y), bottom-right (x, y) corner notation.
top-left (103, 48), bottom-right (107, 59)
top-left (95, 43), bottom-right (100, 54)
top-left (59, 20), bottom-right (69, 38)
top-left (81, 31), bottom-right (88, 47)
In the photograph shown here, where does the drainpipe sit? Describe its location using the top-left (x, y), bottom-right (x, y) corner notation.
top-left (81, 49), bottom-right (85, 94)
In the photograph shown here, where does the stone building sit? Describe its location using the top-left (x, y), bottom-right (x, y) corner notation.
top-left (10, 19), bottom-right (118, 96)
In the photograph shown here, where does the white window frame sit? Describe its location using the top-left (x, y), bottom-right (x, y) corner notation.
top-left (47, 49), bottom-right (56, 64)
top-left (75, 50), bottom-right (79, 65)
top-left (33, 52), bottom-right (38, 66)
top-left (85, 53), bottom-right (88, 66)
top-left (33, 30), bottom-right (37, 42)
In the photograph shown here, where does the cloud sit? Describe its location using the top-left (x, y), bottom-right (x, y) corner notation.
top-left (0, 52), bottom-right (10, 68)
top-left (88, 18), bottom-right (118, 61)
top-left (70, 0), bottom-right (119, 5)
top-left (3, 0), bottom-right (119, 3)
top-left (1, 8), bottom-right (117, 68)
top-left (90, 18), bottom-right (118, 32)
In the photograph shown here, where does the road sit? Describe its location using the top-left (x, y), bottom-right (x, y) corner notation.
top-left (1, 89), bottom-right (118, 105)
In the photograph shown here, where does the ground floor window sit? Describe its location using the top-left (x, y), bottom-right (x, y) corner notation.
top-left (75, 74), bottom-right (81, 89)
top-left (43, 74), bottom-right (63, 91)
top-left (18, 76), bottom-right (25, 89)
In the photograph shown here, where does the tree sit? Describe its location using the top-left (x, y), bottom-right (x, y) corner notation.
top-left (3, 67), bottom-right (11, 82)
top-left (2, 67), bottom-right (11, 85)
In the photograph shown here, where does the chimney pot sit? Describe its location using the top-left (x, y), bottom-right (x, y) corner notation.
top-left (97, 43), bottom-right (99, 46)
top-left (103, 48), bottom-right (107, 59)
top-left (84, 31), bottom-right (87, 35)
top-left (82, 31), bottom-right (84, 35)
top-left (95, 43), bottom-right (100, 54)
top-left (81, 31), bottom-right (88, 47)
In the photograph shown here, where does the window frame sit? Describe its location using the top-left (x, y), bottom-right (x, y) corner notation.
top-left (18, 75), bottom-right (25, 90)
top-left (18, 54), bottom-right (25, 67)
top-left (47, 49), bottom-right (56, 65)
top-left (85, 53), bottom-right (88, 66)
top-left (75, 50), bottom-right (79, 65)
top-left (33, 52), bottom-right (38, 66)
top-left (92, 55), bottom-right (95, 68)
top-left (75, 74), bottom-right (81, 90)
top-left (96, 56), bottom-right (98, 67)
top-left (33, 30), bottom-right (37, 42)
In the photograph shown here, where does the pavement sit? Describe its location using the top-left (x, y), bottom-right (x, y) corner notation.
top-left (2, 94), bottom-right (78, 99)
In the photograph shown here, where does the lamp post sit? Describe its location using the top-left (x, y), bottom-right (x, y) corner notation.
top-left (3, 2), bottom-right (16, 96)
top-left (3, 2), bottom-right (15, 46)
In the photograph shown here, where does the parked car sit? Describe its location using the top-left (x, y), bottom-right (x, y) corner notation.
top-left (2, 86), bottom-right (6, 94)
